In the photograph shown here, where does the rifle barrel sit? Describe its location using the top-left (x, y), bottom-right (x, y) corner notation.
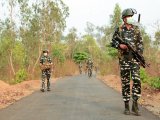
top-left (138, 14), bottom-right (141, 23)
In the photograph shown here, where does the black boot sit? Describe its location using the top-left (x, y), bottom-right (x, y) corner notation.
top-left (124, 101), bottom-right (130, 115)
top-left (132, 100), bottom-right (141, 116)
top-left (47, 79), bottom-right (51, 91)
top-left (47, 88), bottom-right (51, 91)
top-left (41, 81), bottom-right (45, 92)
top-left (40, 88), bottom-right (45, 92)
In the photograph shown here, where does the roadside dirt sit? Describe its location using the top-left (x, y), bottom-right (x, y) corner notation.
top-left (99, 75), bottom-right (160, 117)
top-left (0, 78), bottom-right (57, 109)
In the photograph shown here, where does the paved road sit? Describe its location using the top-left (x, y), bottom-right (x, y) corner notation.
top-left (0, 74), bottom-right (159, 120)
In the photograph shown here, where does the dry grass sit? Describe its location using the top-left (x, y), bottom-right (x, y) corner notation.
top-left (99, 60), bottom-right (119, 76)
top-left (53, 59), bottom-right (78, 77)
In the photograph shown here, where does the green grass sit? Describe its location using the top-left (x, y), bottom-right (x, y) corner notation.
top-left (140, 68), bottom-right (160, 89)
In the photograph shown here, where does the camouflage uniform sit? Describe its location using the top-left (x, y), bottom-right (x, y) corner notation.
top-left (86, 59), bottom-right (93, 70)
top-left (86, 59), bottom-right (94, 76)
top-left (111, 24), bottom-right (143, 102)
top-left (40, 55), bottom-right (52, 91)
top-left (79, 62), bottom-right (83, 74)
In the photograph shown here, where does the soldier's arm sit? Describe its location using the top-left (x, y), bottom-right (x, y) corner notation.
top-left (39, 57), bottom-right (44, 69)
top-left (48, 57), bottom-right (54, 70)
top-left (136, 27), bottom-right (143, 55)
top-left (111, 27), bottom-right (121, 49)
top-left (47, 57), bottom-right (52, 64)
top-left (40, 57), bottom-right (43, 64)
top-left (92, 62), bottom-right (94, 67)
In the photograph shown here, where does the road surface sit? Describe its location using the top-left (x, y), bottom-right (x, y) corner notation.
top-left (0, 74), bottom-right (159, 120)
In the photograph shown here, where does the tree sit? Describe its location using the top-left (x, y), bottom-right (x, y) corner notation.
top-left (18, 0), bottom-right (69, 75)
top-left (73, 52), bottom-right (88, 63)
top-left (154, 31), bottom-right (160, 49)
top-left (0, 0), bottom-right (69, 80)
top-left (110, 3), bottom-right (122, 30)
top-left (65, 27), bottom-right (78, 58)
top-left (85, 22), bottom-right (95, 36)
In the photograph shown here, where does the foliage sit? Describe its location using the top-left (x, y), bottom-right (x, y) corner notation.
top-left (140, 68), bottom-right (160, 89)
top-left (0, 1), bottom-right (159, 92)
top-left (110, 3), bottom-right (122, 30)
top-left (154, 30), bottom-right (160, 48)
top-left (65, 27), bottom-right (77, 58)
top-left (0, 0), bottom-right (69, 80)
top-left (106, 44), bottom-right (118, 58)
top-left (149, 77), bottom-right (160, 89)
top-left (13, 68), bottom-right (27, 84)
top-left (73, 52), bottom-right (88, 63)
top-left (13, 41), bottom-right (26, 67)
top-left (140, 68), bottom-right (149, 83)
top-left (51, 43), bottom-right (66, 63)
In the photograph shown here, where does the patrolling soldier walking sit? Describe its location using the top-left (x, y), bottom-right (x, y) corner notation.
top-left (86, 57), bottom-right (94, 68)
top-left (39, 49), bottom-right (53, 92)
top-left (86, 57), bottom-right (94, 76)
top-left (79, 62), bottom-right (83, 74)
top-left (111, 8), bottom-right (143, 116)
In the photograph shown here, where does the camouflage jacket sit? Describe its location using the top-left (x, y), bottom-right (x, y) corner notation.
top-left (40, 55), bottom-right (52, 70)
top-left (86, 60), bottom-right (93, 68)
top-left (111, 24), bottom-right (143, 60)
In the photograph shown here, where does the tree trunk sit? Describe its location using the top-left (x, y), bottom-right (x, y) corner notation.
top-left (9, 50), bottom-right (15, 76)
top-left (32, 44), bottom-right (42, 74)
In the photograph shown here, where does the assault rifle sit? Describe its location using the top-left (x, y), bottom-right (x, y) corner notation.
top-left (40, 61), bottom-right (52, 70)
top-left (115, 34), bottom-right (150, 68)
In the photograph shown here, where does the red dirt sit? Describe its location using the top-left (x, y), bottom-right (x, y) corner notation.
top-left (99, 75), bottom-right (160, 117)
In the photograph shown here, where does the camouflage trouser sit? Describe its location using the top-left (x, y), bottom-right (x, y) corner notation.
top-left (119, 59), bottom-right (141, 102)
top-left (41, 69), bottom-right (51, 90)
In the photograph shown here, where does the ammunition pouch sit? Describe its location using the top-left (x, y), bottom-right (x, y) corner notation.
top-left (40, 62), bottom-right (52, 70)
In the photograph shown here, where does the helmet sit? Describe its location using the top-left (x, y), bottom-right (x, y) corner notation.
top-left (122, 8), bottom-right (137, 18)
top-left (43, 49), bottom-right (49, 53)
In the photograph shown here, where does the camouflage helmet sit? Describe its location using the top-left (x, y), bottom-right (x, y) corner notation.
top-left (43, 49), bottom-right (49, 53)
top-left (122, 8), bottom-right (137, 18)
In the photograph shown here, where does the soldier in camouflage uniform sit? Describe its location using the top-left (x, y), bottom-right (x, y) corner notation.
top-left (86, 57), bottom-right (94, 69)
top-left (40, 50), bottom-right (53, 92)
top-left (86, 57), bottom-right (94, 76)
top-left (111, 8), bottom-right (143, 116)
top-left (79, 62), bottom-right (83, 74)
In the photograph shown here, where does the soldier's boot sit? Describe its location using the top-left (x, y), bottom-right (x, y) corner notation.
top-left (132, 100), bottom-right (141, 116)
top-left (47, 88), bottom-right (51, 91)
top-left (41, 81), bottom-right (45, 92)
top-left (47, 79), bottom-right (51, 91)
top-left (40, 88), bottom-right (45, 92)
top-left (124, 101), bottom-right (130, 115)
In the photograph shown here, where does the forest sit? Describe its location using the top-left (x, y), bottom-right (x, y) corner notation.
top-left (0, 0), bottom-right (159, 89)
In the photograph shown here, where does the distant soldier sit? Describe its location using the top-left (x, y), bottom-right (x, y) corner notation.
top-left (39, 49), bottom-right (53, 92)
top-left (86, 57), bottom-right (93, 68)
top-left (79, 62), bottom-right (83, 74)
top-left (86, 57), bottom-right (94, 77)
top-left (111, 8), bottom-right (143, 116)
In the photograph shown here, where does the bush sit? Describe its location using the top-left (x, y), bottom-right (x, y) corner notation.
top-left (149, 77), bottom-right (160, 89)
top-left (14, 69), bottom-right (27, 84)
top-left (140, 68), bottom-right (149, 83)
top-left (140, 68), bottom-right (160, 89)
top-left (73, 52), bottom-right (88, 63)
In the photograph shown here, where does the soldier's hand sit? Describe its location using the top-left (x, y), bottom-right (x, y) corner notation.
top-left (119, 44), bottom-right (128, 50)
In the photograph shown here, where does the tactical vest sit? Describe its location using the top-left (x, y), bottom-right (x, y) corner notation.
top-left (117, 25), bottom-right (139, 60)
